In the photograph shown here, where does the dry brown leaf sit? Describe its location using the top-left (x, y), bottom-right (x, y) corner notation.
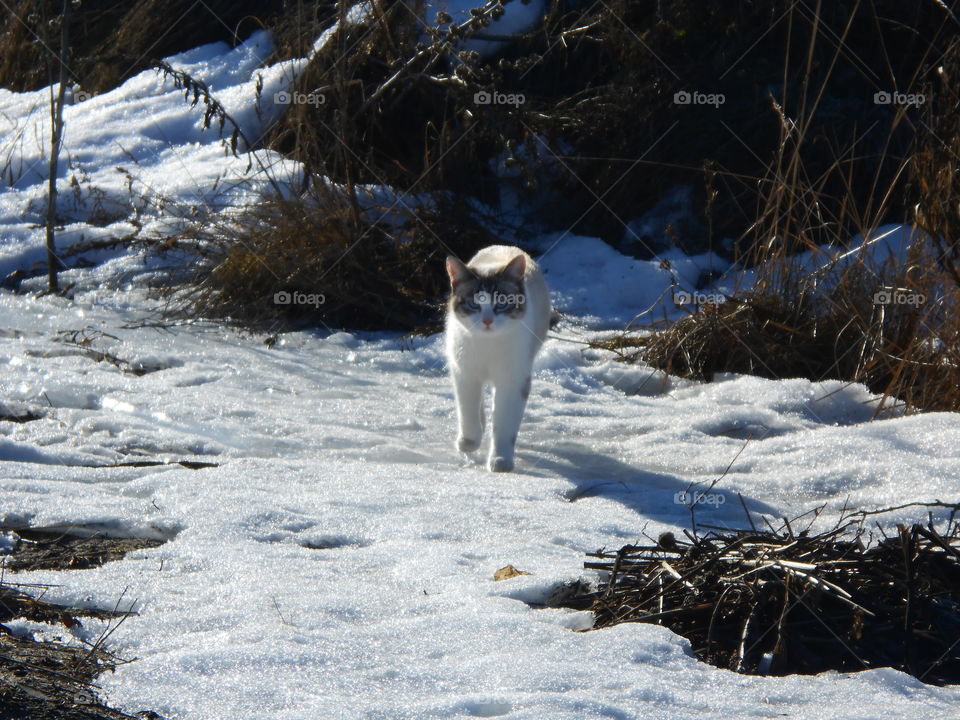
top-left (493, 564), bottom-right (532, 581)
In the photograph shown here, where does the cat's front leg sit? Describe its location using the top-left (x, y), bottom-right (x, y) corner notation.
top-left (453, 371), bottom-right (484, 453)
top-left (488, 375), bottom-right (531, 472)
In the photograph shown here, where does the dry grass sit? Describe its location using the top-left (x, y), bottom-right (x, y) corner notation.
top-left (633, 276), bottom-right (959, 413)
top-left (265, 0), bottom-right (523, 200)
top-left (171, 183), bottom-right (495, 331)
top-left (0, 0), bottom-right (290, 94)
top-left (594, 18), bottom-right (960, 414)
top-left (141, 20), bottom-right (502, 333)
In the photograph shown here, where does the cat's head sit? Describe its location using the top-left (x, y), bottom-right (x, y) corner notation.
top-left (446, 254), bottom-right (527, 334)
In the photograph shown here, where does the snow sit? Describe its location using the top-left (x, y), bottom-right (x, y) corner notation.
top-left (0, 28), bottom-right (310, 290)
top-left (421, 0), bottom-right (547, 57)
top-left (0, 530), bottom-right (17, 554)
top-left (2, 289), bottom-right (960, 719)
top-left (535, 234), bottom-right (732, 328)
top-left (1, 12), bottom-right (960, 720)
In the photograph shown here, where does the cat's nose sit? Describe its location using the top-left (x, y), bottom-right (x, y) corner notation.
top-left (482, 317), bottom-right (493, 326)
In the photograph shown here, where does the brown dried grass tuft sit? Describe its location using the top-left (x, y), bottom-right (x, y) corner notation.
top-left (172, 183), bottom-right (494, 332)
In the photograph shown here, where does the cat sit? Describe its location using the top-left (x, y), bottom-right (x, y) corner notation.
top-left (445, 245), bottom-right (551, 472)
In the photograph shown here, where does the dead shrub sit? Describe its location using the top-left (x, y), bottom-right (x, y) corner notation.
top-left (171, 183), bottom-right (494, 331)
top-left (575, 508), bottom-right (960, 685)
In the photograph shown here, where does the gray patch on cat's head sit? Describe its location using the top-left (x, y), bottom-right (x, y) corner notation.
top-left (447, 254), bottom-right (527, 319)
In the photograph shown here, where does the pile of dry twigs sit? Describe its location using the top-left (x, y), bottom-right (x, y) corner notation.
top-left (0, 579), bottom-right (139, 718)
top-left (579, 507), bottom-right (960, 685)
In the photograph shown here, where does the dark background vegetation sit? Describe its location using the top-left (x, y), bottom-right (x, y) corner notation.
top-left (2, 0), bottom-right (959, 410)
top-left (0, 0), bottom-right (315, 93)
top-left (5, 1), bottom-right (955, 252)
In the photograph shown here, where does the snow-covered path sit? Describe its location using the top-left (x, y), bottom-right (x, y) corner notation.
top-left (2, 293), bottom-right (960, 719)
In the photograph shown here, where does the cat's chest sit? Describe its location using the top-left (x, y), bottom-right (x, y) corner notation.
top-left (451, 326), bottom-right (528, 365)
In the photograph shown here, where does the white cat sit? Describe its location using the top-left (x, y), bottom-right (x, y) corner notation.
top-left (445, 245), bottom-right (551, 472)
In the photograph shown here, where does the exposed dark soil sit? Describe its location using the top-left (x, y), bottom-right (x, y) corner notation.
top-left (2, 528), bottom-right (166, 573)
top-left (0, 411), bottom-right (43, 424)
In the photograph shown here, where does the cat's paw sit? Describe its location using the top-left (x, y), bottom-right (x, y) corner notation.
top-left (457, 436), bottom-right (481, 453)
top-left (488, 455), bottom-right (514, 473)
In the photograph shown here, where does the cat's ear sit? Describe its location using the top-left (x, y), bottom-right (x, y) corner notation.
top-left (446, 256), bottom-right (470, 287)
top-left (502, 254), bottom-right (526, 283)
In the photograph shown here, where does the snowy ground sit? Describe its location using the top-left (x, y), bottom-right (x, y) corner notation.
top-left (3, 290), bottom-right (960, 720)
top-left (3, 17), bottom-right (960, 720)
